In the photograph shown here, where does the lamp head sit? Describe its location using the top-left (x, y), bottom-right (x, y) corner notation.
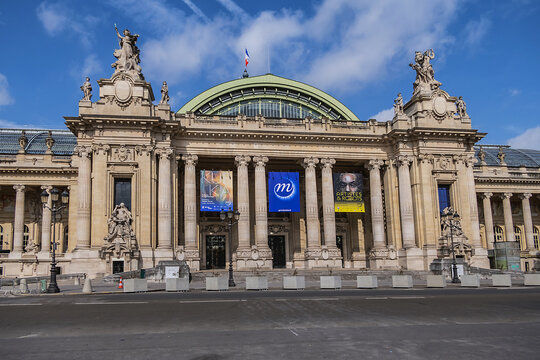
top-left (220, 210), bottom-right (226, 221)
top-left (234, 210), bottom-right (240, 221)
top-left (40, 190), bottom-right (49, 204)
top-left (50, 188), bottom-right (59, 202)
top-left (61, 189), bottom-right (69, 204)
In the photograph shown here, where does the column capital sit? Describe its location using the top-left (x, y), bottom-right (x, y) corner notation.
top-left (13, 184), bottom-right (26, 192)
top-left (366, 159), bottom-right (384, 170)
top-left (74, 145), bottom-right (92, 158)
top-left (464, 155), bottom-right (477, 167)
top-left (302, 156), bottom-right (319, 169)
top-left (396, 155), bottom-right (412, 167)
top-left (182, 154), bottom-right (198, 166)
top-left (253, 155), bottom-right (269, 167)
top-left (40, 185), bottom-right (53, 192)
top-left (234, 155), bottom-right (251, 167)
top-left (156, 147), bottom-right (173, 159)
top-left (320, 157), bottom-right (336, 169)
top-left (480, 192), bottom-right (493, 199)
top-left (91, 143), bottom-right (111, 155)
top-left (501, 192), bottom-right (513, 200)
top-left (417, 154), bottom-right (434, 164)
top-left (519, 193), bottom-right (532, 200)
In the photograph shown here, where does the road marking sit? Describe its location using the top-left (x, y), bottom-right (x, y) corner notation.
top-left (364, 297), bottom-right (388, 300)
top-left (288, 328), bottom-right (299, 336)
top-left (299, 298), bottom-right (339, 301)
top-left (0, 303), bottom-right (42, 306)
top-left (74, 301), bottom-right (148, 305)
top-left (18, 333), bottom-right (40, 339)
top-left (389, 296), bottom-right (425, 299)
top-left (178, 299), bottom-right (247, 303)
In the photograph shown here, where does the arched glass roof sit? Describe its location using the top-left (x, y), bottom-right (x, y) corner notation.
top-left (177, 74), bottom-right (358, 121)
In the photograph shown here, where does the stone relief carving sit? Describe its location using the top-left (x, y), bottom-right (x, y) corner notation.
top-left (80, 77), bottom-right (92, 101)
top-left (24, 240), bottom-right (40, 255)
top-left (409, 49), bottom-right (442, 94)
top-left (438, 207), bottom-right (472, 259)
top-left (159, 81), bottom-right (169, 105)
top-left (113, 144), bottom-right (132, 162)
top-left (100, 203), bottom-right (139, 261)
top-left (112, 25), bottom-right (143, 79)
top-left (393, 93), bottom-right (404, 116)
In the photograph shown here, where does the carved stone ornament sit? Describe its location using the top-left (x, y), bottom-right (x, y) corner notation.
top-left (409, 49), bottom-right (442, 94)
top-left (111, 26), bottom-right (143, 80)
top-left (80, 77), bottom-right (92, 101)
top-left (393, 93), bottom-right (404, 116)
top-left (113, 74), bottom-right (134, 109)
top-left (182, 154), bottom-right (198, 166)
top-left (159, 81), bottom-right (169, 105)
top-left (234, 155), bottom-right (251, 167)
top-left (45, 131), bottom-right (55, 152)
top-left (438, 206), bottom-right (472, 259)
top-left (432, 94), bottom-right (447, 120)
top-left (268, 224), bottom-right (289, 234)
top-left (24, 241), bottom-right (40, 255)
top-left (302, 157), bottom-right (319, 168)
top-left (203, 224), bottom-right (227, 234)
top-left (456, 96), bottom-right (468, 118)
top-left (253, 155), bottom-right (269, 167)
top-left (115, 144), bottom-right (131, 162)
top-left (135, 144), bottom-right (154, 156)
top-left (368, 246), bottom-right (389, 260)
top-left (18, 131), bottom-right (28, 152)
top-left (100, 203), bottom-right (139, 261)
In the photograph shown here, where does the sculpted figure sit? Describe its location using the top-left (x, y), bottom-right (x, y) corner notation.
top-left (393, 93), bottom-right (404, 116)
top-left (478, 147), bottom-right (486, 163)
top-left (456, 96), bottom-right (467, 117)
top-left (105, 203), bottom-right (134, 241)
top-left (112, 25), bottom-right (142, 77)
top-left (81, 77), bottom-right (92, 101)
top-left (409, 49), bottom-right (441, 93)
top-left (497, 147), bottom-right (506, 165)
top-left (159, 81), bottom-right (169, 105)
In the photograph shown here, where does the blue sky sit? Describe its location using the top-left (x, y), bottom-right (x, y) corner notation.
top-left (0, 0), bottom-right (539, 149)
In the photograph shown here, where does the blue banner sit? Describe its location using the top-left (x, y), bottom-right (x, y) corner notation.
top-left (268, 172), bottom-right (300, 212)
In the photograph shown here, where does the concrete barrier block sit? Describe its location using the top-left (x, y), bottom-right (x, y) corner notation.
top-left (320, 276), bottom-right (341, 289)
top-left (491, 274), bottom-right (512, 287)
top-left (356, 275), bottom-right (378, 289)
top-left (166, 278), bottom-right (190, 292)
top-left (524, 274), bottom-right (540, 286)
top-left (392, 275), bottom-right (413, 288)
top-left (283, 276), bottom-right (305, 290)
top-left (426, 275), bottom-right (446, 288)
top-left (123, 279), bottom-right (148, 293)
top-left (461, 274), bottom-right (480, 287)
top-left (206, 276), bottom-right (228, 291)
top-left (246, 276), bottom-right (268, 290)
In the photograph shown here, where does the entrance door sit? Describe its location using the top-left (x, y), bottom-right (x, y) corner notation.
top-left (112, 261), bottom-right (124, 274)
top-left (206, 235), bottom-right (226, 269)
top-left (268, 235), bottom-right (286, 268)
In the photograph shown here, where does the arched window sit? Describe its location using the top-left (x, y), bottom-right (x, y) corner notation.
top-left (23, 225), bottom-right (29, 250)
top-left (63, 225), bottom-right (69, 252)
top-left (494, 226), bottom-right (504, 242)
top-left (534, 227), bottom-right (539, 250)
top-left (514, 226), bottom-right (523, 249)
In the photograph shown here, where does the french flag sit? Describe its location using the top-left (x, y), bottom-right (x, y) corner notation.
top-left (244, 49), bottom-right (250, 67)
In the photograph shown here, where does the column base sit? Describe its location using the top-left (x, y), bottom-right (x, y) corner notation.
top-left (368, 246), bottom-right (399, 269)
top-left (398, 247), bottom-right (425, 270)
top-left (351, 251), bottom-right (367, 269)
top-left (67, 249), bottom-right (105, 278)
top-left (176, 247), bottom-right (200, 271)
top-left (423, 245), bottom-right (438, 270)
top-left (8, 251), bottom-right (23, 259)
top-left (235, 245), bottom-right (273, 270)
top-left (470, 248), bottom-right (490, 269)
top-left (303, 246), bottom-right (342, 269)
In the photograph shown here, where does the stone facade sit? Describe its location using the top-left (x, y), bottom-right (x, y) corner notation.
top-left (0, 37), bottom-right (539, 278)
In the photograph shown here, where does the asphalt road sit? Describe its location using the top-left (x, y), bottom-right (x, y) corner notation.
top-left (1, 288), bottom-right (540, 360)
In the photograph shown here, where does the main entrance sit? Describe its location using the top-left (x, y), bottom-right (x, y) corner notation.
top-left (206, 235), bottom-right (226, 269)
top-left (268, 235), bottom-right (286, 268)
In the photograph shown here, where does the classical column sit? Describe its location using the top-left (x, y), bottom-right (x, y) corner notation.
top-left (396, 156), bottom-right (416, 248)
top-left (501, 193), bottom-right (515, 242)
top-left (368, 159), bottom-right (386, 249)
top-left (40, 185), bottom-right (53, 254)
top-left (76, 146), bottom-right (92, 249)
top-left (320, 158), bottom-right (337, 249)
top-left (157, 148), bottom-right (173, 250)
top-left (465, 158), bottom-right (483, 248)
top-left (303, 157), bottom-right (320, 252)
top-left (520, 193), bottom-right (535, 251)
top-left (253, 156), bottom-right (270, 252)
top-left (235, 155), bottom-right (251, 251)
top-left (182, 154), bottom-right (198, 252)
top-left (481, 193), bottom-right (495, 250)
top-left (12, 184), bottom-right (26, 252)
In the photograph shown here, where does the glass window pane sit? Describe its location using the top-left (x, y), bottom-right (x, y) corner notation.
top-left (114, 178), bottom-right (132, 210)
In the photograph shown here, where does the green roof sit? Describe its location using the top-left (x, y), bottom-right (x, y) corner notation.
top-left (177, 73), bottom-right (358, 121)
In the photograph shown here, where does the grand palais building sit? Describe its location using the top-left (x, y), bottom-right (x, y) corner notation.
top-left (0, 32), bottom-right (539, 278)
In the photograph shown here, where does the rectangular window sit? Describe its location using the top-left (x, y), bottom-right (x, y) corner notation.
top-left (438, 185), bottom-right (451, 213)
top-left (114, 178), bottom-right (132, 210)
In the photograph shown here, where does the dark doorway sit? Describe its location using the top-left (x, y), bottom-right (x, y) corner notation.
top-left (268, 235), bottom-right (286, 268)
top-left (206, 235), bottom-right (226, 269)
top-left (112, 261), bottom-right (124, 274)
top-left (336, 235), bottom-right (344, 265)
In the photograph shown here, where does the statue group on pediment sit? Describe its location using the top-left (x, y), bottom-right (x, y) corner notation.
top-left (409, 49), bottom-right (442, 94)
top-left (112, 25), bottom-right (143, 79)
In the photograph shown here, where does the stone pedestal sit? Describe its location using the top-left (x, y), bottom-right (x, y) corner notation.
top-left (320, 276), bottom-right (341, 289)
top-left (245, 276), bottom-right (268, 290)
top-left (470, 248), bottom-right (490, 269)
top-left (392, 275), bottom-right (413, 288)
top-left (283, 276), bottom-right (305, 290)
top-left (206, 276), bottom-right (228, 291)
top-left (399, 247), bottom-right (424, 270)
top-left (461, 274), bottom-right (480, 287)
top-left (356, 275), bottom-right (378, 288)
top-left (426, 275), bottom-right (446, 288)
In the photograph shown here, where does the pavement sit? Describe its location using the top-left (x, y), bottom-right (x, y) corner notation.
top-left (1, 287), bottom-right (540, 359)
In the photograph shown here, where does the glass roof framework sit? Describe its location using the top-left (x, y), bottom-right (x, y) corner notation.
top-left (177, 74), bottom-right (359, 121)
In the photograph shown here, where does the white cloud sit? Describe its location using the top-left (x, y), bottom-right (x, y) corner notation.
top-left (509, 88), bottom-right (521, 96)
top-left (507, 126), bottom-right (540, 150)
top-left (36, 1), bottom-right (96, 47)
top-left (0, 119), bottom-right (40, 129)
top-left (464, 17), bottom-right (491, 46)
top-left (369, 108), bottom-right (394, 122)
top-left (216, 0), bottom-right (249, 21)
top-left (181, 0), bottom-right (209, 22)
top-left (0, 73), bottom-right (14, 106)
top-left (69, 54), bottom-right (103, 81)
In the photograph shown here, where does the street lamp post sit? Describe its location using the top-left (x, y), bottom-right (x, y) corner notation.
top-left (220, 209), bottom-right (240, 287)
top-left (442, 208), bottom-right (460, 283)
top-left (41, 187), bottom-right (69, 293)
